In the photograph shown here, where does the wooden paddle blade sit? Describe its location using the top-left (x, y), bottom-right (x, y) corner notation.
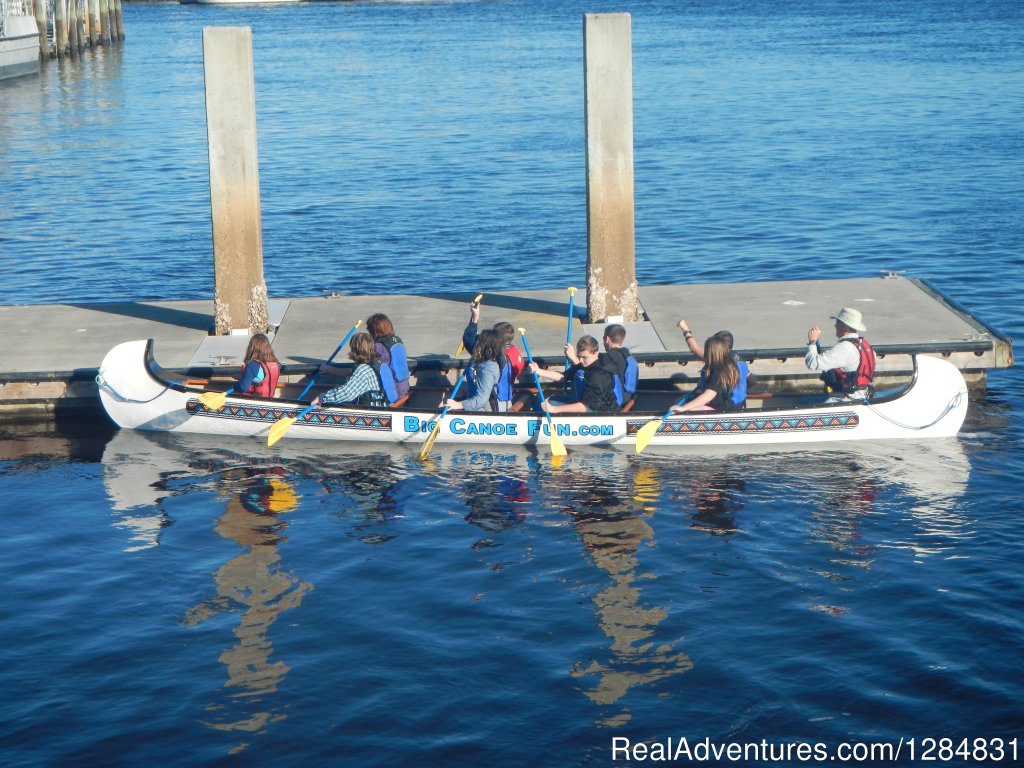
top-left (549, 431), bottom-right (568, 457)
top-left (418, 421), bottom-right (442, 460)
top-left (634, 418), bottom-right (663, 454)
top-left (267, 415), bottom-right (297, 447)
top-left (454, 341), bottom-right (466, 357)
top-left (197, 390), bottom-right (227, 410)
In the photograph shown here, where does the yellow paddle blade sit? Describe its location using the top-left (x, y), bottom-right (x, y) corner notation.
top-left (634, 418), bottom-right (664, 454)
top-left (267, 415), bottom-right (297, 447)
top-left (197, 390), bottom-right (228, 410)
top-left (418, 421), bottom-right (442, 461)
top-left (549, 430), bottom-right (568, 457)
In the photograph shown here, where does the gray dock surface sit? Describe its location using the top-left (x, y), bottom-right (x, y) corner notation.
top-left (1, 276), bottom-right (1011, 413)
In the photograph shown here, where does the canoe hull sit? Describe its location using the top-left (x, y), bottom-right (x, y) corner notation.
top-left (98, 340), bottom-right (969, 449)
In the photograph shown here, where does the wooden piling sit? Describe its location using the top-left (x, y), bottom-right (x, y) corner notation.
top-left (98, 0), bottom-right (109, 45)
top-left (34, 0), bottom-right (49, 61)
top-left (114, 0), bottom-right (124, 40)
top-left (77, 0), bottom-right (87, 52)
top-left (52, 0), bottom-right (64, 58)
top-left (583, 13), bottom-right (639, 323)
top-left (68, 0), bottom-right (80, 58)
top-left (89, 0), bottom-right (100, 47)
top-left (202, 27), bottom-right (270, 336)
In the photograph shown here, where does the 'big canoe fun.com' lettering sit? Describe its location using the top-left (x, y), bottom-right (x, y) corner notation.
top-left (404, 416), bottom-right (614, 438)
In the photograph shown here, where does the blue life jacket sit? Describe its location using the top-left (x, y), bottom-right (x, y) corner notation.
top-left (466, 355), bottom-right (509, 408)
top-left (572, 367), bottom-right (586, 401)
top-left (377, 335), bottom-right (409, 385)
top-left (698, 355), bottom-right (748, 407)
top-left (603, 347), bottom-right (638, 407)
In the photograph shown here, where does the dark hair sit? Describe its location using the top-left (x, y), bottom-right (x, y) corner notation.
top-left (492, 322), bottom-right (515, 345)
top-left (348, 332), bottom-right (376, 365)
top-left (575, 335), bottom-right (600, 355)
top-left (244, 333), bottom-right (278, 364)
top-left (473, 329), bottom-right (503, 364)
top-left (603, 324), bottom-right (626, 345)
top-left (365, 313), bottom-right (395, 339)
top-left (711, 330), bottom-right (734, 350)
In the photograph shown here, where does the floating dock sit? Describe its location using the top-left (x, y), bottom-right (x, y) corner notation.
top-left (0, 275), bottom-right (1011, 417)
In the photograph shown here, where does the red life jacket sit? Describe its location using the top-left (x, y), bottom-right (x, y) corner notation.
top-left (823, 337), bottom-right (875, 393)
top-left (241, 361), bottom-right (281, 398)
top-left (505, 344), bottom-right (525, 379)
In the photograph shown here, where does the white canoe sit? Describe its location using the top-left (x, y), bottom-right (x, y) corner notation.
top-left (97, 339), bottom-right (969, 450)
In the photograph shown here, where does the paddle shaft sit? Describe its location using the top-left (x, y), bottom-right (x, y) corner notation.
top-left (297, 321), bottom-right (361, 401)
top-left (564, 288), bottom-right (576, 371)
top-left (519, 331), bottom-right (562, 440)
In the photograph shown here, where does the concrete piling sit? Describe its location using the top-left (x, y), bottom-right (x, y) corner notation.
top-left (583, 13), bottom-right (639, 323)
top-left (202, 27), bottom-right (270, 336)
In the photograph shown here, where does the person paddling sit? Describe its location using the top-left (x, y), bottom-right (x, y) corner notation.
top-left (366, 313), bottom-right (410, 400)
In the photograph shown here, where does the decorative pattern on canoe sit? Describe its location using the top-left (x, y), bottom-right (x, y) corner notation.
top-left (626, 412), bottom-right (859, 436)
top-left (186, 399), bottom-right (393, 432)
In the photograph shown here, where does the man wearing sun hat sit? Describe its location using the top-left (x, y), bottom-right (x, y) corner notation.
top-left (805, 307), bottom-right (876, 401)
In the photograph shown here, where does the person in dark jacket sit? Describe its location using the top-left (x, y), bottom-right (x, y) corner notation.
top-left (529, 335), bottom-right (618, 413)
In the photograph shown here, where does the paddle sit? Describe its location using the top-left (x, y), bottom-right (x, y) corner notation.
top-left (518, 328), bottom-right (568, 458)
top-left (418, 368), bottom-right (470, 460)
top-left (197, 387), bottom-right (234, 411)
top-left (296, 319), bottom-right (362, 402)
top-left (267, 401), bottom-right (317, 447)
top-left (564, 286), bottom-right (577, 371)
top-left (634, 394), bottom-right (690, 454)
top-left (454, 294), bottom-right (484, 357)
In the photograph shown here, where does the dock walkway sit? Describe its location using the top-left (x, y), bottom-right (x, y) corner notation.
top-left (0, 276), bottom-right (1011, 415)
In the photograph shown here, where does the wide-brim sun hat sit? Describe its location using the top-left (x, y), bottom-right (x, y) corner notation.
top-left (831, 307), bottom-right (866, 332)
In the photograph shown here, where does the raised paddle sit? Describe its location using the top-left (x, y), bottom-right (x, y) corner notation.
top-left (634, 394), bottom-right (691, 454)
top-left (267, 402), bottom-right (317, 447)
top-left (418, 367), bottom-right (470, 460)
top-left (564, 286), bottom-right (577, 371)
top-left (518, 328), bottom-right (568, 458)
top-left (296, 319), bottom-right (362, 402)
top-left (454, 294), bottom-right (484, 357)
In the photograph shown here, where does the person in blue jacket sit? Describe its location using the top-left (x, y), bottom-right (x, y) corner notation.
top-left (446, 329), bottom-right (505, 412)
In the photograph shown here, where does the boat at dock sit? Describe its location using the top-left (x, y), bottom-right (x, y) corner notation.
top-left (0, 0), bottom-right (39, 81)
top-left (97, 339), bottom-right (969, 450)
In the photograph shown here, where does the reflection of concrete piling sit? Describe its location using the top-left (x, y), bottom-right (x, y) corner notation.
top-left (583, 13), bottom-right (639, 323)
top-left (203, 27), bottom-right (270, 336)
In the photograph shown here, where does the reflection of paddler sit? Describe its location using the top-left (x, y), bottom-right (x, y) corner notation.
top-left (183, 470), bottom-right (312, 738)
top-left (557, 462), bottom-right (692, 709)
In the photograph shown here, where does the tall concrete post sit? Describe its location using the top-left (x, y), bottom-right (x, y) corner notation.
top-left (583, 13), bottom-right (639, 323)
top-left (203, 26), bottom-right (269, 336)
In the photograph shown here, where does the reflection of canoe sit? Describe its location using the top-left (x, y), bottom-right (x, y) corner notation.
top-left (98, 339), bottom-right (968, 449)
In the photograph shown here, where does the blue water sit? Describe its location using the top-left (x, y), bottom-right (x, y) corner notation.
top-left (1, 1), bottom-right (1023, 766)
